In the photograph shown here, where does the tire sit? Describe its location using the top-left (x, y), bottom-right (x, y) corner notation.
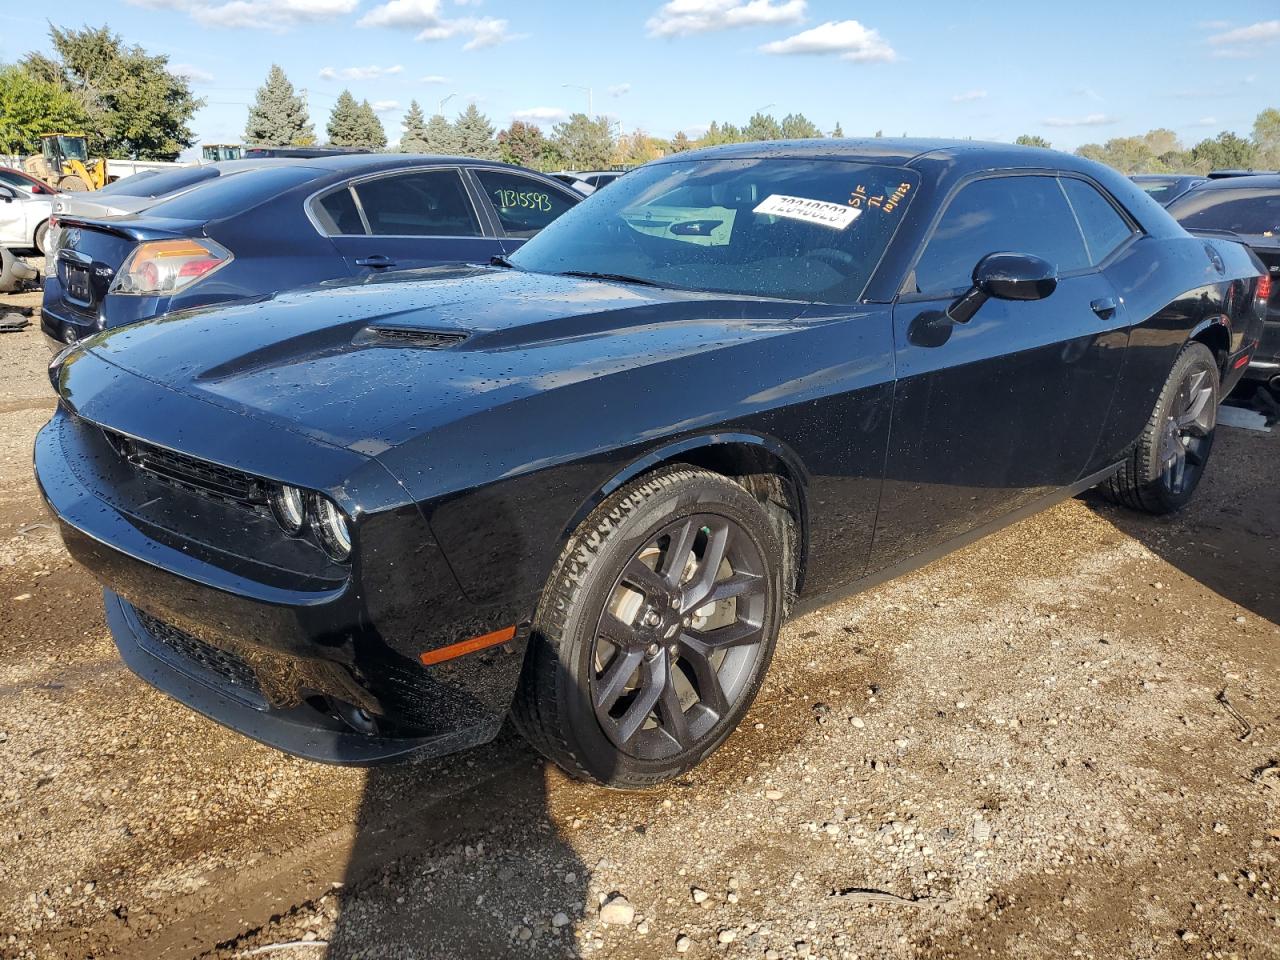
top-left (513, 466), bottom-right (784, 788)
top-left (58, 175), bottom-right (90, 192)
top-left (1104, 341), bottom-right (1219, 515)
top-left (34, 220), bottom-right (48, 256)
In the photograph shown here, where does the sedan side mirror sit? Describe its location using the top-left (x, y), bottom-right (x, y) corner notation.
top-left (946, 252), bottom-right (1058, 324)
top-left (0, 188), bottom-right (14, 204)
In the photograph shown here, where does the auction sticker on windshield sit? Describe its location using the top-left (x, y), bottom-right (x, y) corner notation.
top-left (753, 194), bottom-right (861, 230)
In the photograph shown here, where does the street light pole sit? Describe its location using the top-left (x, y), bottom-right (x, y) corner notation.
top-left (438, 93), bottom-right (457, 116)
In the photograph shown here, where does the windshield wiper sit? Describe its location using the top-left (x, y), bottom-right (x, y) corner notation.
top-left (558, 270), bottom-right (660, 287)
top-left (489, 254), bottom-right (517, 268)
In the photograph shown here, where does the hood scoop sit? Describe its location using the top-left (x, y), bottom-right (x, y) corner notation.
top-left (358, 325), bottom-right (470, 349)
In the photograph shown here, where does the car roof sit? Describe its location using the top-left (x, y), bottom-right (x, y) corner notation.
top-left (1184, 173), bottom-right (1280, 191)
top-left (273, 153), bottom-right (563, 177)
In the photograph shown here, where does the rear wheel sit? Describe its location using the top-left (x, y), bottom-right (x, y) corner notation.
top-left (1105, 341), bottom-right (1219, 514)
top-left (33, 220), bottom-right (48, 255)
top-left (513, 466), bottom-right (783, 788)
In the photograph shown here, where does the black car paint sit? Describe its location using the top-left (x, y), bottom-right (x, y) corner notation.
top-left (1167, 175), bottom-right (1280, 385)
top-left (35, 140), bottom-right (1266, 764)
top-left (39, 156), bottom-right (580, 344)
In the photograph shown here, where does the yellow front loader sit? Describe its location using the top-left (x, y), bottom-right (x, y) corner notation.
top-left (23, 134), bottom-right (108, 191)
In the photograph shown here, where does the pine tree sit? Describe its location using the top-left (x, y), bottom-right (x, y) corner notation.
top-left (831, 122), bottom-right (844, 138)
top-left (401, 100), bottom-right (428, 152)
top-left (780, 113), bottom-right (822, 139)
top-left (669, 131), bottom-right (692, 153)
top-left (454, 103), bottom-right (498, 159)
top-left (357, 99), bottom-right (387, 149)
top-left (423, 114), bottom-right (459, 154)
top-left (244, 64), bottom-right (312, 147)
top-left (551, 113), bottom-right (614, 169)
top-left (327, 90), bottom-right (365, 146)
top-left (744, 112), bottom-right (782, 142)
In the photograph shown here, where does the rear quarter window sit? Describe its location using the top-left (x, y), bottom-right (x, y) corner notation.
top-left (144, 167), bottom-right (321, 221)
top-left (1060, 177), bottom-right (1135, 265)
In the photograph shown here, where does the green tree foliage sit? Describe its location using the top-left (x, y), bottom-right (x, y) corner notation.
top-left (0, 65), bottom-right (88, 155)
top-left (400, 100), bottom-right (428, 152)
top-left (669, 130), bottom-right (692, 153)
top-left (830, 122), bottom-right (844, 138)
top-left (780, 112), bottom-right (822, 139)
top-left (744, 112), bottom-right (782, 141)
top-left (1074, 129), bottom-right (1192, 173)
top-left (551, 113), bottom-right (614, 170)
top-left (423, 114), bottom-right (460, 154)
top-left (1187, 131), bottom-right (1257, 173)
top-left (244, 64), bottom-right (313, 147)
top-left (325, 91), bottom-right (385, 149)
top-left (497, 120), bottom-right (545, 167)
top-left (22, 25), bottom-right (202, 160)
top-left (1015, 134), bottom-right (1051, 148)
top-left (454, 103), bottom-right (498, 159)
top-left (1252, 107), bottom-right (1280, 168)
top-left (695, 121), bottom-right (744, 147)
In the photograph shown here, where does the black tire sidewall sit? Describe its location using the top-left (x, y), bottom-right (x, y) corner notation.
top-left (555, 472), bottom-right (783, 787)
top-left (1143, 342), bottom-right (1219, 510)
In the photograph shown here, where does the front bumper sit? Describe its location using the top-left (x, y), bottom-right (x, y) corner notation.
top-left (35, 406), bottom-right (530, 765)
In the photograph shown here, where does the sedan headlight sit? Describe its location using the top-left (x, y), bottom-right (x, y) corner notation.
top-left (313, 495), bottom-right (351, 561)
top-left (270, 484), bottom-right (307, 535)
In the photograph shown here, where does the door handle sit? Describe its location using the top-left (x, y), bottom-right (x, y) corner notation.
top-left (355, 255), bottom-right (396, 269)
top-left (1090, 297), bottom-right (1117, 320)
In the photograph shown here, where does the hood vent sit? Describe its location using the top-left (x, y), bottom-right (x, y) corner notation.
top-left (364, 325), bottom-right (468, 348)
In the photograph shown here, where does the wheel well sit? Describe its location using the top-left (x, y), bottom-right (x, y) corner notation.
top-left (653, 443), bottom-right (806, 610)
top-left (1192, 322), bottom-right (1230, 373)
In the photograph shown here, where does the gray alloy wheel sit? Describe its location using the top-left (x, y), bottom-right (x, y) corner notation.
top-left (513, 466), bottom-right (783, 788)
top-left (1104, 341), bottom-right (1219, 515)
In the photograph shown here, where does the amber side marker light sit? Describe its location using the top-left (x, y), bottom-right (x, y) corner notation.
top-left (419, 625), bottom-right (518, 667)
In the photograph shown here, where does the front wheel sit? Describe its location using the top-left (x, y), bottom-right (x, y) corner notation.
top-left (513, 466), bottom-right (783, 788)
top-left (1104, 341), bottom-right (1219, 514)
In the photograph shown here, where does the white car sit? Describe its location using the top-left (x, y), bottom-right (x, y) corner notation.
top-left (0, 182), bottom-right (52, 254)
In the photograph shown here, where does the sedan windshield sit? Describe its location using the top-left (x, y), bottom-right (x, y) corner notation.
top-left (1169, 185), bottom-right (1280, 237)
top-left (510, 158), bottom-right (919, 302)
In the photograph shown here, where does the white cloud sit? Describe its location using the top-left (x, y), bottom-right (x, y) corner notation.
top-left (358, 0), bottom-right (517, 47)
top-left (319, 64), bottom-right (405, 80)
top-left (1193, 116), bottom-right (1219, 126)
top-left (1043, 113), bottom-right (1117, 128)
top-left (420, 74), bottom-right (450, 83)
top-left (1207, 19), bottom-right (1279, 58)
top-left (759, 19), bottom-right (896, 62)
top-left (950, 89), bottom-right (986, 103)
top-left (512, 106), bottom-right (568, 125)
top-left (371, 99), bottom-right (400, 113)
top-left (170, 62), bottom-right (214, 83)
top-left (130, 0), bottom-right (358, 30)
top-left (609, 83), bottom-right (631, 97)
top-left (647, 0), bottom-right (805, 38)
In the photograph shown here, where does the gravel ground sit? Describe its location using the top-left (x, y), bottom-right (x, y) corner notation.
top-left (0, 300), bottom-right (1277, 960)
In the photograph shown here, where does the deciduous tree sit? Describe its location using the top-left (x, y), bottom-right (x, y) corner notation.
top-left (0, 65), bottom-right (88, 155)
top-left (497, 120), bottom-right (545, 167)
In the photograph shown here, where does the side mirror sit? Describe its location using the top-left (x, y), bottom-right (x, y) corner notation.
top-left (0, 188), bottom-right (14, 203)
top-left (946, 252), bottom-right (1058, 324)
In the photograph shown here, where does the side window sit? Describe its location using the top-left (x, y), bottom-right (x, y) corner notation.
top-left (353, 169), bottom-right (482, 237)
top-left (313, 186), bottom-right (365, 235)
top-left (472, 169), bottom-right (577, 238)
top-left (912, 175), bottom-right (1090, 295)
top-left (1060, 177), bottom-right (1134, 265)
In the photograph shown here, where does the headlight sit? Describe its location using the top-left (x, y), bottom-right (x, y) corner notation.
top-left (110, 238), bottom-right (232, 296)
top-left (270, 485), bottom-right (306, 535)
top-left (313, 495), bottom-right (351, 561)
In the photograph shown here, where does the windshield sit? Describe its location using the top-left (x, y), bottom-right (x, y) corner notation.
top-left (1169, 186), bottom-right (1280, 236)
top-left (509, 158), bottom-right (919, 302)
top-left (58, 137), bottom-right (89, 162)
top-left (1134, 177), bottom-right (1189, 205)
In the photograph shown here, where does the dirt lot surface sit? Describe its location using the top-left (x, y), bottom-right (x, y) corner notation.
top-left (1, 293), bottom-right (1278, 960)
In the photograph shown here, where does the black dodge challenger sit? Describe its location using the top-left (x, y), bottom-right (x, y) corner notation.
top-left (36, 140), bottom-right (1267, 788)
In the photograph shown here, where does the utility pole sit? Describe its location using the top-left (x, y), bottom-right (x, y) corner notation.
top-left (438, 93), bottom-right (456, 116)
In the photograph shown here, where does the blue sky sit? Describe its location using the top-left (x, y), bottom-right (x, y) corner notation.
top-left (4, 1), bottom-right (1278, 158)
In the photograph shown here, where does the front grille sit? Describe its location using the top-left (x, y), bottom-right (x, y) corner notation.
top-left (135, 608), bottom-right (263, 695)
top-left (103, 429), bottom-right (267, 506)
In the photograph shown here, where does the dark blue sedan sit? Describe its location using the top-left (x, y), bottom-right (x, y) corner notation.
top-left (40, 155), bottom-right (580, 345)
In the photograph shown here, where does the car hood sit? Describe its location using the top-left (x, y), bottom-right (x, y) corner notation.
top-left (81, 265), bottom-right (811, 456)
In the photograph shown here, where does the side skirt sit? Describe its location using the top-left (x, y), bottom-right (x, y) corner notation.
top-left (788, 461), bottom-right (1123, 620)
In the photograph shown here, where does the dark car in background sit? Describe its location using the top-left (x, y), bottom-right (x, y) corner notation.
top-left (37, 140), bottom-right (1267, 787)
top-left (1168, 175), bottom-right (1279, 389)
top-left (40, 155), bottom-right (580, 345)
top-left (1131, 174), bottom-right (1205, 206)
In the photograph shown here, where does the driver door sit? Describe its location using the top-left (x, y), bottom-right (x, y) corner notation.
top-left (869, 173), bottom-right (1133, 571)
